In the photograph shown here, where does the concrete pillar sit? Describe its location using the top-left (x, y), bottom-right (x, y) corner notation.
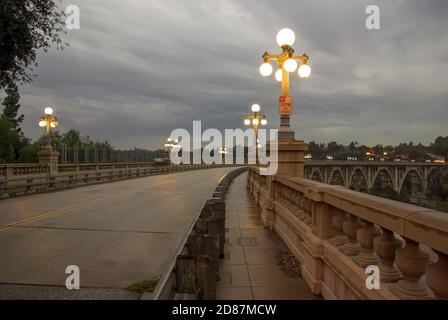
top-left (354, 220), bottom-right (380, 268)
top-left (37, 146), bottom-right (59, 176)
top-left (373, 229), bottom-right (402, 283)
top-left (269, 140), bottom-right (308, 177)
top-left (329, 208), bottom-right (348, 247)
top-left (309, 189), bottom-right (332, 239)
top-left (427, 251), bottom-right (448, 299)
top-left (340, 214), bottom-right (361, 256)
top-left (390, 238), bottom-right (432, 299)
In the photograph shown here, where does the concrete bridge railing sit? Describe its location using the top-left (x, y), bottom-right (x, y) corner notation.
top-left (0, 162), bottom-right (238, 198)
top-left (248, 167), bottom-right (448, 300)
top-left (152, 167), bottom-right (247, 300)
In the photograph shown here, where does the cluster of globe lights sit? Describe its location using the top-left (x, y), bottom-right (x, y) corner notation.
top-left (165, 137), bottom-right (180, 148)
top-left (243, 104), bottom-right (268, 126)
top-left (39, 107), bottom-right (58, 128)
top-left (259, 28), bottom-right (311, 80)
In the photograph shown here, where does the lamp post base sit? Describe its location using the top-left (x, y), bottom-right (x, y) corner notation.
top-left (37, 147), bottom-right (59, 176)
top-left (267, 139), bottom-right (308, 177)
top-left (278, 127), bottom-right (295, 141)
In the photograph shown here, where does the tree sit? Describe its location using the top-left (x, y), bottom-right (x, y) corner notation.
top-left (61, 129), bottom-right (82, 147)
top-left (0, 0), bottom-right (65, 88)
top-left (0, 116), bottom-right (21, 163)
top-left (308, 141), bottom-right (326, 160)
top-left (1, 82), bottom-right (24, 135)
top-left (430, 136), bottom-right (448, 161)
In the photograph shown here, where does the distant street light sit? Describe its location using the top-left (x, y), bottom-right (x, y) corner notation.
top-left (164, 137), bottom-right (175, 149)
top-left (259, 28), bottom-right (311, 140)
top-left (244, 104), bottom-right (268, 163)
top-left (38, 107), bottom-right (58, 148)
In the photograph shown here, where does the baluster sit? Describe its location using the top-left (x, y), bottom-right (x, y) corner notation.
top-left (339, 214), bottom-right (361, 256)
top-left (390, 238), bottom-right (432, 299)
top-left (354, 220), bottom-right (380, 267)
top-left (304, 198), bottom-right (312, 225)
top-left (426, 251), bottom-right (448, 300)
top-left (298, 194), bottom-right (307, 221)
top-left (373, 229), bottom-right (402, 282)
top-left (329, 208), bottom-right (348, 247)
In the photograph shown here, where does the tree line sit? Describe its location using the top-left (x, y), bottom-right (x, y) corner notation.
top-left (308, 139), bottom-right (448, 162)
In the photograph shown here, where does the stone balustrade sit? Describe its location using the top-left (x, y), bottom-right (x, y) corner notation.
top-left (248, 167), bottom-right (448, 300)
top-left (0, 162), bottom-right (239, 198)
top-left (0, 164), bottom-right (49, 177)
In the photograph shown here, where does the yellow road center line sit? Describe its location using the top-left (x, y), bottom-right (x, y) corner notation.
top-left (0, 169), bottom-right (223, 232)
top-left (0, 197), bottom-right (108, 232)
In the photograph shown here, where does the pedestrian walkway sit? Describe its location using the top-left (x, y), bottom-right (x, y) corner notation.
top-left (216, 172), bottom-right (320, 300)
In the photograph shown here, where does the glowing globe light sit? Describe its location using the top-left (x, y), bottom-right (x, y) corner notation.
top-left (283, 58), bottom-right (298, 72)
top-left (259, 63), bottom-right (273, 77)
top-left (261, 119), bottom-right (267, 126)
top-left (251, 104), bottom-right (261, 112)
top-left (298, 64), bottom-right (311, 78)
top-left (244, 119), bottom-right (251, 126)
top-left (275, 69), bottom-right (283, 82)
top-left (252, 119), bottom-right (259, 125)
top-left (276, 28), bottom-right (295, 47)
top-left (44, 107), bottom-right (54, 115)
top-left (50, 121), bottom-right (57, 128)
top-left (39, 120), bottom-right (47, 127)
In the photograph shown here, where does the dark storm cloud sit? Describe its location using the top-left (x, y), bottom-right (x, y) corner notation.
top-left (11, 0), bottom-right (448, 148)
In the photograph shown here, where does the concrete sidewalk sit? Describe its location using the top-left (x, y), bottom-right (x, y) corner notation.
top-left (217, 172), bottom-right (321, 300)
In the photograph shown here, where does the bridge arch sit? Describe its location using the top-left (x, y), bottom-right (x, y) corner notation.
top-left (398, 168), bottom-right (424, 196)
top-left (310, 169), bottom-right (323, 183)
top-left (426, 166), bottom-right (443, 180)
top-left (370, 168), bottom-right (398, 199)
top-left (370, 168), bottom-right (397, 191)
top-left (329, 168), bottom-right (345, 186)
top-left (349, 168), bottom-right (368, 192)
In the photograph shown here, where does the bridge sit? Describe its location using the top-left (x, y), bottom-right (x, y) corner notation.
top-left (0, 150), bottom-right (447, 300)
top-left (0, 164), bottom-right (239, 299)
top-left (305, 160), bottom-right (448, 195)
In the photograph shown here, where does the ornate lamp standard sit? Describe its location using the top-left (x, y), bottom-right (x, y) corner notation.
top-left (164, 137), bottom-right (180, 165)
top-left (244, 104), bottom-right (267, 163)
top-left (38, 107), bottom-right (58, 148)
top-left (259, 28), bottom-right (311, 141)
top-left (255, 28), bottom-right (311, 177)
top-left (219, 147), bottom-right (228, 163)
top-left (164, 137), bottom-right (175, 150)
top-left (37, 107), bottom-right (59, 175)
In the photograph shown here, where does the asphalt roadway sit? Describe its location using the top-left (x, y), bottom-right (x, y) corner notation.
top-left (0, 167), bottom-right (235, 299)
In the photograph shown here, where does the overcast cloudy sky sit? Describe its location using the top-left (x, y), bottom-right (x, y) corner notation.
top-left (12, 0), bottom-right (448, 149)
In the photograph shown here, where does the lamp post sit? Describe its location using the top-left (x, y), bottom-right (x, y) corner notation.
top-left (259, 28), bottom-right (311, 141)
top-left (244, 104), bottom-right (267, 163)
top-left (219, 147), bottom-right (228, 163)
top-left (37, 107), bottom-right (59, 175)
top-left (164, 137), bottom-right (180, 165)
top-left (164, 137), bottom-right (175, 151)
top-left (38, 107), bottom-right (58, 149)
